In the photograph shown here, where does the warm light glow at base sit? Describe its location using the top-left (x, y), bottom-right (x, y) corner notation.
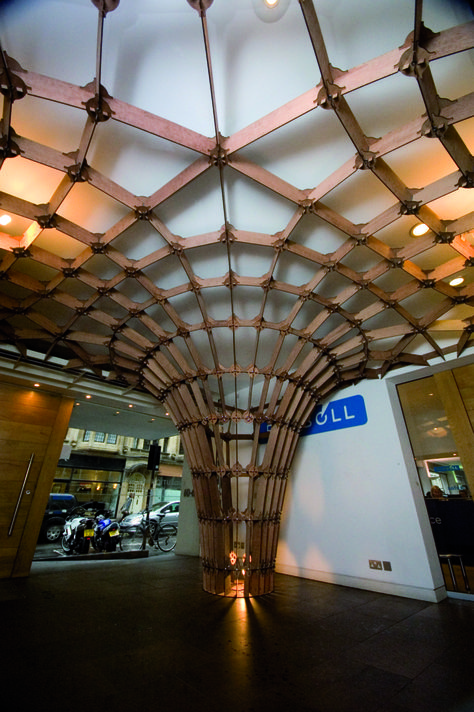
top-left (217, 577), bottom-right (254, 598)
top-left (231, 580), bottom-right (247, 597)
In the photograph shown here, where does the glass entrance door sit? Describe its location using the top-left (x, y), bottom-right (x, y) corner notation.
top-left (397, 364), bottom-right (474, 595)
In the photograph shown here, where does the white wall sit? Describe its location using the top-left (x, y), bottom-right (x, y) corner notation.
top-left (175, 458), bottom-right (200, 557)
top-left (276, 377), bottom-right (447, 602)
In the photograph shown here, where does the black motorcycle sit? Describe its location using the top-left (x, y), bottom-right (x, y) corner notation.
top-left (92, 512), bottom-right (121, 552)
top-left (61, 506), bottom-right (97, 555)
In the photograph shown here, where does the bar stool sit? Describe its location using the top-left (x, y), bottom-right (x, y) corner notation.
top-left (439, 554), bottom-right (471, 592)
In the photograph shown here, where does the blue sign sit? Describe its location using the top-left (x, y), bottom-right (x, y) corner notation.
top-left (431, 464), bottom-right (463, 473)
top-left (260, 394), bottom-right (367, 438)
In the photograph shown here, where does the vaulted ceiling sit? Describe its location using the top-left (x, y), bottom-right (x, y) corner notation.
top-left (0, 0), bottom-right (473, 422)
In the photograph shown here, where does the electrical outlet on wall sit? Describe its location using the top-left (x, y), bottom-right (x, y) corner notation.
top-left (369, 559), bottom-right (383, 570)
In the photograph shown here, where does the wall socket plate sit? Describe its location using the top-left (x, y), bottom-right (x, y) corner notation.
top-left (369, 559), bottom-right (392, 571)
top-left (369, 559), bottom-right (383, 570)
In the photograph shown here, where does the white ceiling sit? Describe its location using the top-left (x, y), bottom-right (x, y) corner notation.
top-left (0, 0), bottom-right (473, 426)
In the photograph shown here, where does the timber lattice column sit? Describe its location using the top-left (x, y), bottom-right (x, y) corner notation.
top-left (161, 377), bottom-right (313, 597)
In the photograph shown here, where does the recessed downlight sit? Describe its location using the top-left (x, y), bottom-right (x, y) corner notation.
top-left (253, 0), bottom-right (289, 21)
top-left (449, 277), bottom-right (464, 287)
top-left (410, 223), bottom-right (430, 237)
top-left (0, 214), bottom-right (11, 226)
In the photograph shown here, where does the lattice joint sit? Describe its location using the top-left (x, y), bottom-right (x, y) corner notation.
top-left (36, 213), bottom-right (57, 229)
top-left (11, 247), bottom-right (31, 258)
top-left (85, 94), bottom-right (113, 123)
top-left (67, 162), bottom-right (89, 183)
top-left (458, 172), bottom-right (474, 189)
top-left (435, 232), bottom-right (455, 244)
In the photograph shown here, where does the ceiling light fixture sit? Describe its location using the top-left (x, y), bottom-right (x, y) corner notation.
top-left (85, 394), bottom-right (92, 399)
top-left (253, 0), bottom-right (289, 21)
top-left (0, 214), bottom-right (11, 226)
top-left (449, 277), bottom-right (464, 287)
top-left (410, 223), bottom-right (430, 237)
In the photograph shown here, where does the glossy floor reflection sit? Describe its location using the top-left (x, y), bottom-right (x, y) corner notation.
top-left (2, 555), bottom-right (474, 712)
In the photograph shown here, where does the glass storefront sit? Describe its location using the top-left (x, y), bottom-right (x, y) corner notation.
top-left (53, 466), bottom-right (123, 514)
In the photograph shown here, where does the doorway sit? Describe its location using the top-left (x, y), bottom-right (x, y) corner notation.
top-left (397, 363), bottom-right (474, 595)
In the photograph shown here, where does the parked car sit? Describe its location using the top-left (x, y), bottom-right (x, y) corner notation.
top-left (120, 500), bottom-right (180, 536)
top-left (39, 493), bottom-right (79, 543)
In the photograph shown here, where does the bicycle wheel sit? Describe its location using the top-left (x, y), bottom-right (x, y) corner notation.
top-left (121, 522), bottom-right (147, 552)
top-left (156, 524), bottom-right (177, 552)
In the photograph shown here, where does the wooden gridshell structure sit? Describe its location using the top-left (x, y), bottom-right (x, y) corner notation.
top-left (0, 0), bottom-right (473, 595)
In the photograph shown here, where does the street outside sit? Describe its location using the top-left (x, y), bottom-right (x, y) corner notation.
top-left (34, 532), bottom-right (170, 561)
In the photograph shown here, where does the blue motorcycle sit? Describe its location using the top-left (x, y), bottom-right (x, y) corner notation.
top-left (92, 512), bottom-right (121, 553)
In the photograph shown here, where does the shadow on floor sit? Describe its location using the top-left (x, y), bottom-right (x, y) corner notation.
top-left (2, 554), bottom-right (474, 712)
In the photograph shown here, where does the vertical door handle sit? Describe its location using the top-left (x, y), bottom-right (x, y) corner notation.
top-left (8, 453), bottom-right (35, 537)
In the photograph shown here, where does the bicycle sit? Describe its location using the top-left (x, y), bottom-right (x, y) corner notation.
top-left (152, 521), bottom-right (178, 552)
top-left (122, 511), bottom-right (178, 553)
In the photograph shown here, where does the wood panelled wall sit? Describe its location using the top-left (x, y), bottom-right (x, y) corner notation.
top-left (0, 381), bottom-right (73, 578)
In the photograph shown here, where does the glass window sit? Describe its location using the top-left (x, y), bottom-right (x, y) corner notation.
top-left (83, 430), bottom-right (91, 441)
top-left (107, 433), bottom-right (117, 444)
top-left (94, 432), bottom-right (105, 443)
top-left (397, 376), bottom-right (465, 497)
top-left (52, 468), bottom-right (123, 514)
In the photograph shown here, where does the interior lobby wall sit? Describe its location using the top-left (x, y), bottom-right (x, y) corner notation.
top-left (276, 375), bottom-right (446, 602)
top-left (0, 379), bottom-right (74, 578)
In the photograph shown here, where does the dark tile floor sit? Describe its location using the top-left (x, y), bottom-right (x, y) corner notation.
top-left (2, 554), bottom-right (474, 712)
